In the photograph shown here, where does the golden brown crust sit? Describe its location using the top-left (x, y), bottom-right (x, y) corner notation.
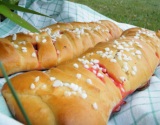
top-left (1, 27), bottom-right (160, 125)
top-left (0, 20), bottom-right (123, 77)
top-left (156, 30), bottom-right (160, 38)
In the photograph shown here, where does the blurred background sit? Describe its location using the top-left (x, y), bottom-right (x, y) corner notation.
top-left (68, 0), bottom-right (160, 31)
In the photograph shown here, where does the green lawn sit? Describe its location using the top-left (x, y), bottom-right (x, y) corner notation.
top-left (68, 0), bottom-right (160, 31)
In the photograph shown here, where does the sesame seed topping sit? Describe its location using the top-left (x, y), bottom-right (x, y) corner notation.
top-left (41, 84), bottom-right (47, 89)
top-left (133, 66), bottom-right (137, 72)
top-left (70, 83), bottom-right (79, 91)
top-left (131, 52), bottom-right (135, 56)
top-left (97, 73), bottom-right (104, 78)
top-left (124, 48), bottom-right (130, 52)
top-left (96, 51), bottom-right (103, 54)
top-left (35, 76), bottom-right (39, 82)
top-left (30, 83), bottom-right (35, 89)
top-left (29, 32), bottom-right (34, 35)
top-left (73, 63), bottom-right (79, 68)
top-left (105, 47), bottom-right (110, 51)
top-left (12, 34), bottom-right (17, 40)
top-left (93, 102), bottom-right (98, 110)
top-left (50, 77), bottom-right (56, 81)
top-left (76, 74), bottom-right (82, 79)
top-left (64, 91), bottom-right (72, 97)
top-left (93, 59), bottom-right (99, 64)
top-left (14, 45), bottom-right (19, 48)
top-left (134, 36), bottom-right (139, 39)
top-left (36, 36), bottom-right (39, 41)
top-left (131, 71), bottom-right (136, 75)
top-left (53, 80), bottom-right (63, 87)
top-left (137, 55), bottom-right (141, 59)
top-left (86, 79), bottom-right (92, 84)
top-left (120, 77), bottom-right (125, 82)
top-left (22, 49), bottom-right (27, 52)
top-left (135, 50), bottom-right (142, 55)
top-left (128, 42), bottom-right (133, 46)
top-left (22, 41), bottom-right (26, 45)
top-left (137, 45), bottom-right (143, 48)
top-left (85, 33), bottom-right (89, 35)
top-left (76, 35), bottom-right (80, 38)
top-left (81, 93), bottom-right (87, 99)
top-left (42, 39), bottom-right (47, 43)
top-left (109, 50), bottom-right (113, 55)
top-left (117, 45), bottom-right (124, 50)
top-left (84, 65), bottom-right (89, 69)
top-left (110, 59), bottom-right (117, 63)
top-left (32, 53), bottom-right (36, 57)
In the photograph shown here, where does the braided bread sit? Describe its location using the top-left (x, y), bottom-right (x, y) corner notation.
top-left (1, 27), bottom-right (160, 125)
top-left (0, 20), bottom-right (122, 77)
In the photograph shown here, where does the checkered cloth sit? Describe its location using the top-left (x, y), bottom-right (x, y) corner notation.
top-left (0, 0), bottom-right (160, 125)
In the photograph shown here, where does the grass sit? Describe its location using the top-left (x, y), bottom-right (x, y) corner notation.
top-left (67, 0), bottom-right (160, 31)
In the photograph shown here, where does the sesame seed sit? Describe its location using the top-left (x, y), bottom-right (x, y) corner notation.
top-left (64, 91), bottom-right (72, 97)
top-left (86, 79), bottom-right (92, 84)
top-left (76, 35), bottom-right (80, 38)
top-left (97, 73), bottom-right (104, 78)
top-left (137, 45), bottom-right (143, 48)
top-left (14, 45), bottom-right (19, 48)
top-left (107, 55), bottom-right (113, 58)
top-left (110, 59), bottom-right (117, 63)
top-left (93, 102), bottom-right (98, 110)
top-left (22, 41), bottom-right (26, 45)
top-left (32, 53), bottom-right (36, 57)
top-left (22, 47), bottom-right (27, 50)
top-left (124, 48), bottom-right (130, 52)
top-left (85, 33), bottom-right (89, 35)
top-left (131, 71), bottom-right (136, 75)
top-left (120, 77), bottom-right (125, 82)
top-left (35, 76), bottom-right (39, 82)
top-left (29, 32), bottom-right (34, 35)
top-left (81, 93), bottom-right (87, 99)
top-left (133, 66), bottom-right (137, 72)
top-left (73, 63), bottom-right (79, 68)
top-left (42, 39), bottom-right (47, 43)
top-left (84, 65), bottom-right (89, 69)
top-left (117, 45), bottom-right (124, 50)
top-left (131, 52), bottom-right (135, 56)
top-left (30, 83), bottom-right (35, 89)
top-left (137, 55), bottom-right (141, 59)
top-left (76, 74), bottom-right (82, 79)
top-left (105, 47), bottom-right (110, 51)
top-left (12, 34), bottom-right (17, 40)
top-left (41, 84), bottom-right (47, 89)
top-left (93, 59), bottom-right (99, 64)
top-left (36, 36), bottom-right (39, 41)
top-left (109, 50), bottom-right (113, 55)
top-left (134, 36), bottom-right (139, 39)
top-left (53, 80), bottom-right (63, 87)
top-left (22, 49), bottom-right (27, 52)
top-left (50, 77), bottom-right (56, 81)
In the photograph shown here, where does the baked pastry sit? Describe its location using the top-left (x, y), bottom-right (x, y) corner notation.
top-left (1, 27), bottom-right (160, 125)
top-left (0, 20), bottom-right (122, 77)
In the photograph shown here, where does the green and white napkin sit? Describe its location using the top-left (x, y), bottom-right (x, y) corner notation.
top-left (0, 0), bottom-right (159, 125)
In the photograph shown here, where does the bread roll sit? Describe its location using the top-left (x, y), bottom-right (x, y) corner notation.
top-left (0, 20), bottom-right (122, 77)
top-left (1, 27), bottom-right (160, 125)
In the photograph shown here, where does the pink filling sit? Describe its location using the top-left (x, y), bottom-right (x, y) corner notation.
top-left (32, 43), bottom-right (41, 69)
top-left (56, 50), bottom-right (60, 57)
